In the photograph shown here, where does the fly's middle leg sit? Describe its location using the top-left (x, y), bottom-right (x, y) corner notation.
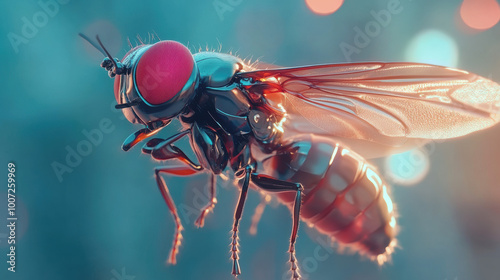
top-left (194, 173), bottom-right (217, 228)
top-left (230, 165), bottom-right (253, 276)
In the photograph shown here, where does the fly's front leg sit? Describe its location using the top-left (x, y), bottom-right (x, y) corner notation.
top-left (230, 165), bottom-right (252, 276)
top-left (155, 165), bottom-right (200, 264)
top-left (251, 174), bottom-right (304, 280)
top-left (121, 120), bottom-right (171, 151)
top-left (143, 133), bottom-right (204, 265)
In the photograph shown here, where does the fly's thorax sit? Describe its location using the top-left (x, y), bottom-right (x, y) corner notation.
top-left (193, 52), bottom-right (254, 136)
top-left (194, 52), bottom-right (244, 87)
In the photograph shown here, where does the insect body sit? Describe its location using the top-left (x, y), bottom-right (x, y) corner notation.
top-left (81, 34), bottom-right (500, 280)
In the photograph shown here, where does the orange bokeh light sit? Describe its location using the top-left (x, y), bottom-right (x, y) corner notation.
top-left (305, 0), bottom-right (344, 15)
top-left (460, 0), bottom-right (500, 30)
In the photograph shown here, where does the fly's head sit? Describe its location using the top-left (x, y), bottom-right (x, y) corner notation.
top-left (81, 34), bottom-right (199, 130)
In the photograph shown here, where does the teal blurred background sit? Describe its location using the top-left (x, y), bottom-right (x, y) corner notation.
top-left (1, 0), bottom-right (500, 279)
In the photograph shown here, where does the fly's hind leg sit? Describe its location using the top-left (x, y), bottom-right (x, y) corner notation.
top-left (249, 193), bottom-right (271, 235)
top-left (251, 173), bottom-right (304, 280)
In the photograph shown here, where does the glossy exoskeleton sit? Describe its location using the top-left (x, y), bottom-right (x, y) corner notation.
top-left (80, 34), bottom-right (500, 280)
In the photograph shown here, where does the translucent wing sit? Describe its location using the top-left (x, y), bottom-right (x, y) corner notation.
top-left (238, 62), bottom-right (500, 158)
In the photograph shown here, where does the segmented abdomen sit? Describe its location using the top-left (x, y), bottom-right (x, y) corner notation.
top-left (257, 134), bottom-right (397, 259)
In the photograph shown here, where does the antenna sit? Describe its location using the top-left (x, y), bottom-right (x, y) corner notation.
top-left (79, 33), bottom-right (125, 75)
top-left (95, 35), bottom-right (121, 74)
top-left (79, 33), bottom-right (106, 56)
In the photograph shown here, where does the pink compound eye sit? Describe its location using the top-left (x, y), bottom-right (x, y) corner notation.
top-left (135, 41), bottom-right (194, 105)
